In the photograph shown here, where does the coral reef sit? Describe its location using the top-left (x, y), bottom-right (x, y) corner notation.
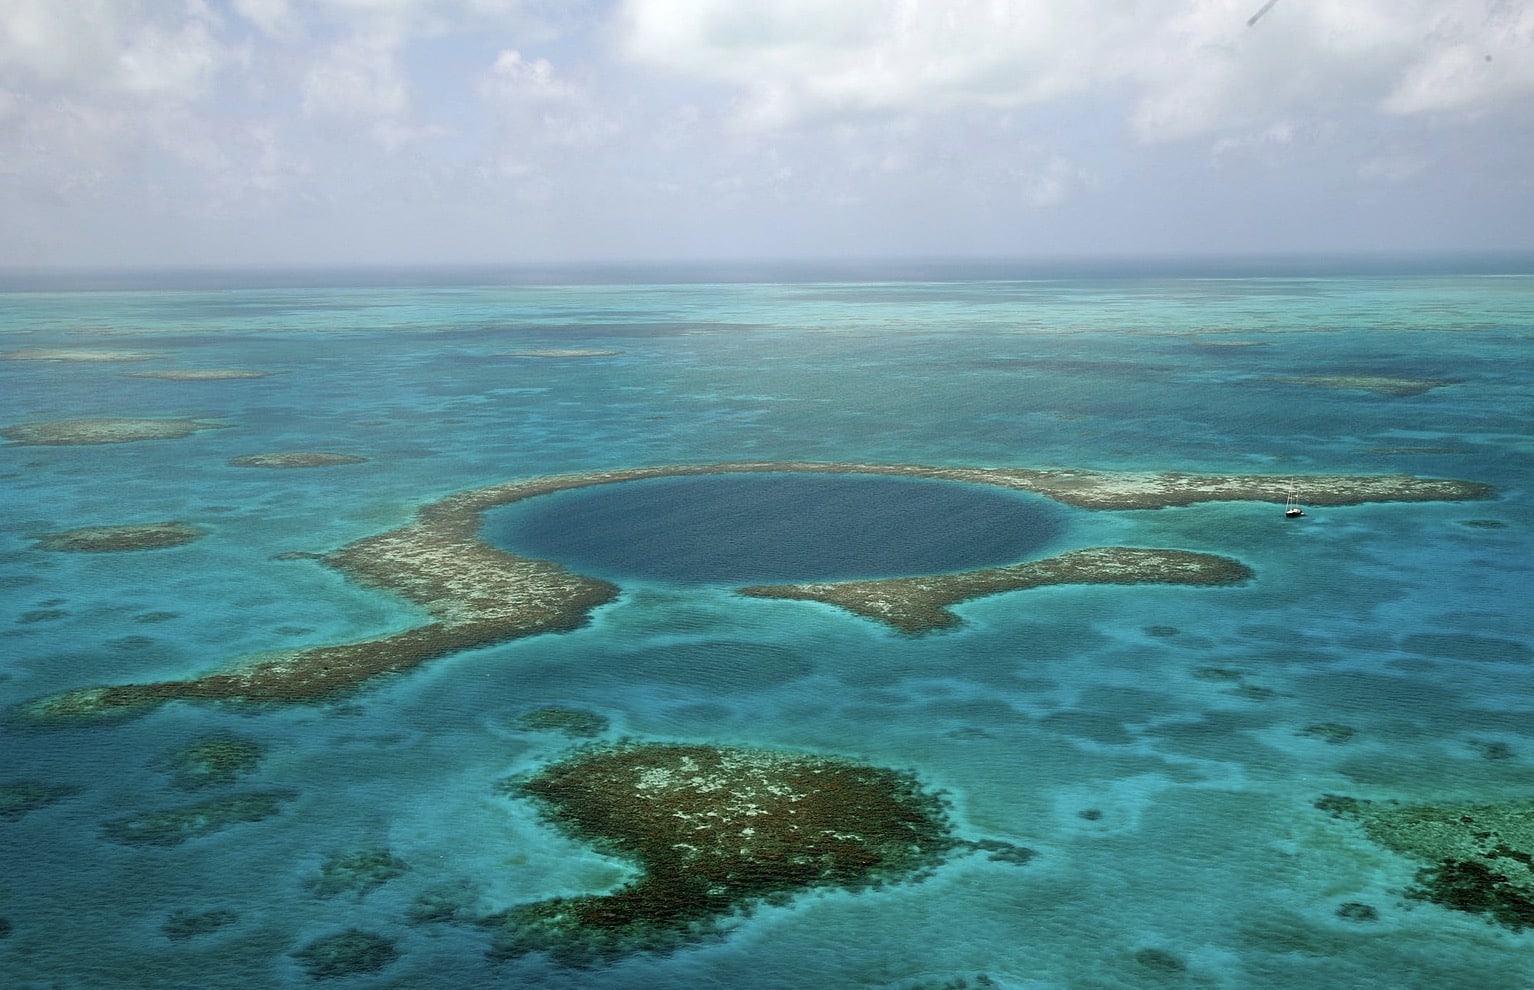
top-left (1133, 947), bottom-right (1187, 973)
top-left (1317, 794), bottom-right (1534, 930)
top-left (1298, 723), bottom-right (1357, 744)
top-left (1335, 901), bottom-right (1379, 923)
top-left (0, 780), bottom-right (80, 820)
top-left (101, 791), bottom-right (292, 845)
top-left (485, 742), bottom-right (955, 961)
top-left (160, 734), bottom-right (264, 789)
top-left (228, 452), bottom-right (368, 468)
top-left (965, 838), bottom-right (1034, 865)
top-left (131, 369), bottom-right (270, 380)
top-left (740, 546), bottom-right (1253, 633)
top-left (2, 348), bottom-right (148, 362)
top-left (163, 908), bottom-right (239, 940)
top-left (20, 461), bottom-right (1490, 719)
top-left (408, 880), bottom-right (487, 924)
top-left (503, 349), bottom-right (621, 358)
top-left (514, 706), bottom-right (610, 738)
top-left (1, 418), bottom-right (224, 445)
top-left (291, 929), bottom-right (398, 979)
top-left (1276, 374), bottom-right (1451, 397)
top-left (307, 849), bottom-right (409, 899)
top-left (34, 522), bottom-right (202, 553)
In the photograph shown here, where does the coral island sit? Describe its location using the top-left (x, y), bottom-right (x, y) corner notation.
top-left (1317, 794), bottom-right (1534, 931)
top-left (34, 522), bottom-right (202, 553)
top-left (1, 418), bottom-right (224, 445)
top-left (20, 461), bottom-right (1491, 720)
top-left (484, 742), bottom-right (954, 961)
top-left (228, 452), bottom-right (368, 468)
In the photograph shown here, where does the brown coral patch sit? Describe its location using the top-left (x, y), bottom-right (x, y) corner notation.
top-left (2, 348), bottom-right (149, 362)
top-left (229, 452), bottom-right (367, 468)
top-left (741, 546), bottom-right (1253, 633)
top-left (1276, 374), bottom-right (1452, 397)
top-left (35, 522), bottom-right (202, 552)
top-left (502, 349), bottom-right (621, 358)
top-left (131, 369), bottom-right (271, 381)
top-left (2, 418), bottom-right (225, 445)
top-left (1317, 795), bottom-right (1534, 931)
top-left (486, 742), bottom-right (953, 960)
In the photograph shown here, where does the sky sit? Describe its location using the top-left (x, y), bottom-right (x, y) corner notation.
top-left (2, 0), bottom-right (1532, 268)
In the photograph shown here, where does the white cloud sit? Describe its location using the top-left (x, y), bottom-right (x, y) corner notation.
top-left (0, 0), bottom-right (227, 98)
top-left (232, 0), bottom-right (302, 41)
top-left (616, 0), bottom-right (1534, 139)
top-left (302, 34), bottom-right (410, 118)
top-left (480, 49), bottom-right (578, 103)
top-left (477, 49), bottom-right (614, 148)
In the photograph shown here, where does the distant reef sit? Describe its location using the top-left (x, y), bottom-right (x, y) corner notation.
top-left (2, 348), bottom-right (149, 362)
top-left (1275, 374), bottom-right (1454, 397)
top-left (228, 452), bottom-right (367, 468)
top-left (1, 418), bottom-right (225, 445)
top-left (502, 348), bottom-right (621, 358)
top-left (131, 369), bottom-right (271, 381)
top-left (18, 461), bottom-right (1493, 721)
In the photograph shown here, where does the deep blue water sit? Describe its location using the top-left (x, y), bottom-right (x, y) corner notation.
top-left (483, 473), bottom-right (1067, 584)
top-left (1, 262), bottom-right (1532, 989)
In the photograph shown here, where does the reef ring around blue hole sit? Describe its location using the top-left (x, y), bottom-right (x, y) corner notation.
top-left (480, 472), bottom-right (1070, 585)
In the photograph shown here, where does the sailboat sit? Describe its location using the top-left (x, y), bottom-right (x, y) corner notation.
top-left (1285, 492), bottom-right (1305, 519)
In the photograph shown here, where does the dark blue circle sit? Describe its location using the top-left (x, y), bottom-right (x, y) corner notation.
top-left (481, 472), bottom-right (1067, 585)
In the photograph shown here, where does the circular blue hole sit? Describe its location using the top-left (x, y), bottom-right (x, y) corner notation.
top-left (482, 472), bottom-right (1068, 585)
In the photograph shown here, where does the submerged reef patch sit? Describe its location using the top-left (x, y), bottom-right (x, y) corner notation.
top-left (1, 418), bottom-right (224, 446)
top-left (229, 452), bottom-right (368, 468)
top-left (34, 522), bottom-right (202, 553)
top-left (160, 734), bottom-right (265, 789)
top-left (1276, 374), bottom-right (1452, 397)
top-left (101, 791), bottom-right (292, 846)
top-left (1317, 794), bottom-right (1534, 930)
top-left (163, 908), bottom-right (239, 940)
top-left (131, 369), bottom-right (271, 380)
top-left (292, 929), bottom-right (399, 979)
top-left (514, 706), bottom-right (611, 738)
top-left (19, 461), bottom-right (1492, 720)
top-left (503, 348), bottom-right (621, 358)
top-left (307, 849), bottom-right (409, 899)
top-left (2, 348), bottom-right (149, 362)
top-left (0, 780), bottom-right (80, 820)
top-left (486, 742), bottom-right (954, 961)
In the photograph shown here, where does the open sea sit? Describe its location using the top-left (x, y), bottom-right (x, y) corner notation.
top-left (2, 260), bottom-right (1532, 988)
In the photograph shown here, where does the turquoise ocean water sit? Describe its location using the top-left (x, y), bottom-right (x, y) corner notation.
top-left (2, 263), bottom-right (1532, 987)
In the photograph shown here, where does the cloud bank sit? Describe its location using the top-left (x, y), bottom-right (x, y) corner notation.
top-left (1, 0), bottom-right (1530, 266)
